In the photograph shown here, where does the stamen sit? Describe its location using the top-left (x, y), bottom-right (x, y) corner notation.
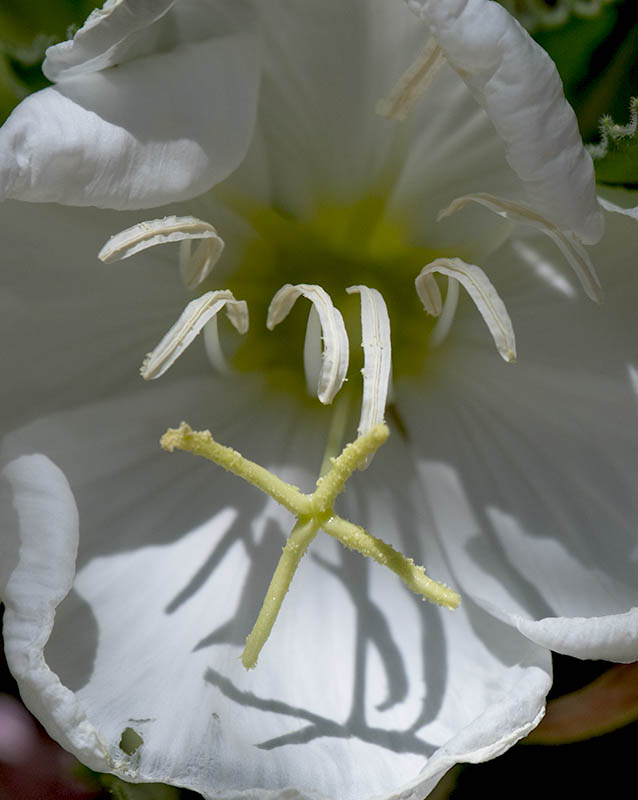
top-left (346, 286), bottom-right (392, 467)
top-left (430, 276), bottom-right (460, 348)
top-left (161, 421), bottom-right (460, 669)
top-left (267, 284), bottom-right (349, 404)
top-left (141, 291), bottom-right (248, 380)
top-left (376, 37), bottom-right (446, 121)
top-left (99, 215), bottom-right (224, 289)
top-left (416, 257), bottom-right (516, 363)
top-left (438, 193), bottom-right (603, 303)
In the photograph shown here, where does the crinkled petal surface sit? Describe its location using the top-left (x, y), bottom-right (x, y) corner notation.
top-left (43, 0), bottom-right (178, 80)
top-left (43, 0), bottom-right (255, 80)
top-left (0, 34), bottom-right (259, 208)
top-left (408, 0), bottom-right (603, 243)
top-left (400, 209), bottom-right (638, 663)
top-left (1, 455), bottom-right (110, 769)
top-left (1, 377), bottom-right (551, 799)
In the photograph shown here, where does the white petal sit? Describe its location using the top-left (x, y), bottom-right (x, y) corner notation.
top-left (0, 455), bottom-right (110, 772)
top-left (43, 0), bottom-right (256, 81)
top-left (0, 35), bottom-right (259, 209)
top-left (409, 0), bottom-right (603, 244)
top-left (231, 0), bottom-right (425, 212)
top-left (338, 432), bottom-right (552, 796)
top-left (1, 382), bottom-right (552, 798)
top-left (439, 193), bottom-right (603, 302)
top-left (141, 291), bottom-right (248, 379)
top-left (0, 199), bottom-right (187, 433)
top-left (401, 209), bottom-right (638, 663)
top-left (415, 257), bottom-right (516, 363)
top-left (346, 286), bottom-right (392, 443)
top-left (43, 0), bottom-right (178, 80)
top-left (267, 284), bottom-right (349, 405)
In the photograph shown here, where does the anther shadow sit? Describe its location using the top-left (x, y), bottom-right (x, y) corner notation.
top-left (191, 518), bottom-right (289, 650)
top-left (443, 239), bottom-right (638, 595)
top-left (200, 540), bottom-right (441, 757)
top-left (426, 374), bottom-right (638, 619)
top-left (187, 484), bottom-right (452, 758)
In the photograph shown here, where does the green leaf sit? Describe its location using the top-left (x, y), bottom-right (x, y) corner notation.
top-left (500, 0), bottom-right (621, 34)
top-left (589, 98), bottom-right (638, 186)
top-left (0, 0), bottom-right (96, 123)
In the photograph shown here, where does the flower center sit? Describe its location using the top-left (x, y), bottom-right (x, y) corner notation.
top-left (95, 189), bottom-right (530, 668)
top-left (211, 194), bottom-right (442, 404)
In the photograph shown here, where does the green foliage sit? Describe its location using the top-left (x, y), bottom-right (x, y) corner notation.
top-left (500, 0), bottom-right (620, 33)
top-left (589, 98), bottom-right (638, 186)
top-left (533, 3), bottom-right (634, 142)
top-left (0, 0), bottom-right (96, 122)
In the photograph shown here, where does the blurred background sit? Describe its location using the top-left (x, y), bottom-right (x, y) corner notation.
top-left (0, 1), bottom-right (636, 798)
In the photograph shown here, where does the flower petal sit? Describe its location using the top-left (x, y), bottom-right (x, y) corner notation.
top-left (0, 35), bottom-right (259, 209)
top-left (0, 454), bottom-right (109, 772)
top-left (0, 199), bottom-right (191, 433)
top-left (228, 0), bottom-right (427, 212)
top-left (438, 193), bottom-right (603, 302)
top-left (2, 381), bottom-right (552, 799)
top-left (43, 0), bottom-right (256, 81)
top-left (43, 0), bottom-right (178, 80)
top-left (401, 210), bottom-right (638, 663)
top-left (409, 0), bottom-right (603, 243)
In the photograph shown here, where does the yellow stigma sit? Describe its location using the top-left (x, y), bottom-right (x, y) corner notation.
top-left (161, 421), bottom-right (460, 670)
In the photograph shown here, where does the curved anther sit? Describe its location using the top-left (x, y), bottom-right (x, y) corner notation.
top-left (267, 284), bottom-right (349, 404)
top-left (346, 286), bottom-right (392, 466)
top-left (438, 193), bottom-right (602, 303)
top-left (99, 215), bottom-right (224, 289)
top-left (141, 290), bottom-right (248, 380)
top-left (376, 37), bottom-right (446, 121)
top-left (416, 257), bottom-right (516, 363)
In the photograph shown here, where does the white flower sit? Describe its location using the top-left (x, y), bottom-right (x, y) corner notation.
top-left (1, 1), bottom-right (637, 799)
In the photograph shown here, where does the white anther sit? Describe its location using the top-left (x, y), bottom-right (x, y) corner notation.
top-left (416, 257), bottom-right (516, 363)
top-left (99, 215), bottom-right (224, 289)
top-left (438, 193), bottom-right (602, 303)
top-left (141, 290), bottom-right (248, 380)
top-left (376, 38), bottom-right (446, 121)
top-left (430, 276), bottom-right (460, 349)
top-left (346, 286), bottom-right (392, 459)
top-left (267, 284), bottom-right (349, 405)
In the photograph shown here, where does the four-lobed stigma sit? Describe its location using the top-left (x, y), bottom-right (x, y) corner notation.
top-left (161, 421), bottom-right (461, 669)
